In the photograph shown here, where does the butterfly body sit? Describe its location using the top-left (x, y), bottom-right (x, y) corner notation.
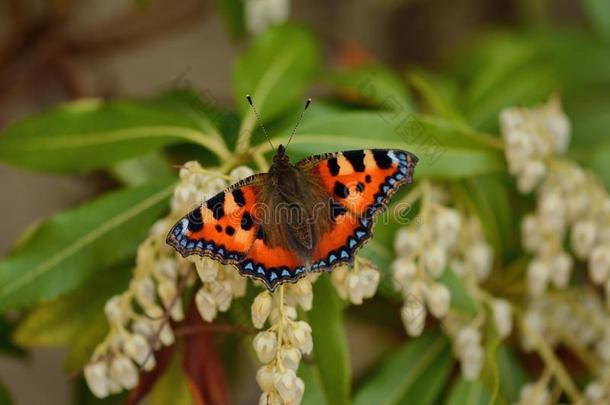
top-left (167, 147), bottom-right (417, 291)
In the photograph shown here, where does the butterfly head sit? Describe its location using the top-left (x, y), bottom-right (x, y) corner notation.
top-left (273, 144), bottom-right (290, 165)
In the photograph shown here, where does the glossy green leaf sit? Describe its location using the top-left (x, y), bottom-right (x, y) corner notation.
top-left (324, 65), bottom-right (414, 112)
top-left (0, 179), bottom-right (174, 311)
top-left (458, 175), bottom-right (514, 258)
top-left (233, 24), bottom-right (320, 148)
top-left (353, 330), bottom-right (452, 405)
top-left (437, 269), bottom-right (477, 316)
top-left (148, 349), bottom-right (192, 405)
top-left (494, 345), bottom-right (528, 402)
top-left (0, 95), bottom-right (226, 174)
top-left (583, 0), bottom-right (610, 41)
top-left (306, 276), bottom-right (350, 405)
top-left (267, 111), bottom-right (504, 179)
top-left (299, 363), bottom-right (330, 405)
top-left (214, 0), bottom-right (245, 38)
top-left (447, 378), bottom-right (492, 405)
top-left (13, 263), bottom-right (131, 371)
top-left (0, 380), bottom-right (13, 405)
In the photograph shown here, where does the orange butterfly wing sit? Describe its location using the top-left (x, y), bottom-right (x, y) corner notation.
top-left (297, 149), bottom-right (418, 270)
top-left (167, 174), bottom-right (306, 291)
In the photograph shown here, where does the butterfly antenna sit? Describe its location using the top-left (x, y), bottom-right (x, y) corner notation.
top-left (246, 95), bottom-right (274, 152)
top-left (286, 98), bottom-right (311, 148)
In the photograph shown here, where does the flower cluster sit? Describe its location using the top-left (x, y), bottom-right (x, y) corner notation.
top-left (331, 257), bottom-right (380, 305)
top-left (84, 162), bottom-right (254, 398)
top-left (390, 183), bottom-right (502, 380)
top-left (251, 279), bottom-right (315, 405)
top-left (501, 98), bottom-right (610, 300)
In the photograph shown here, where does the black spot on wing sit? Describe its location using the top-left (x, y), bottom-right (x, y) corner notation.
top-left (241, 212), bottom-right (254, 231)
top-left (327, 157), bottom-right (340, 176)
top-left (356, 182), bottom-right (364, 192)
top-left (207, 193), bottom-right (225, 220)
top-left (373, 150), bottom-right (393, 169)
top-left (343, 150), bottom-right (366, 172)
top-left (187, 207), bottom-right (203, 232)
top-left (365, 175), bottom-right (372, 183)
top-left (232, 189), bottom-right (246, 207)
top-left (333, 181), bottom-right (349, 199)
top-left (215, 224), bottom-right (223, 232)
top-left (256, 227), bottom-right (265, 240)
top-left (329, 200), bottom-right (347, 223)
top-left (225, 225), bottom-right (235, 235)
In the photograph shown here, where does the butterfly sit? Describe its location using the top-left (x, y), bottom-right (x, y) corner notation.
top-left (167, 98), bottom-right (418, 291)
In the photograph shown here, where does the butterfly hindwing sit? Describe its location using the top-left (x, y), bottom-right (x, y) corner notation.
top-left (298, 149), bottom-right (418, 271)
top-left (167, 174), bottom-right (267, 264)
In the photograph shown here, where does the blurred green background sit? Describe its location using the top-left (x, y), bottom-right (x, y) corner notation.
top-left (0, 0), bottom-right (609, 404)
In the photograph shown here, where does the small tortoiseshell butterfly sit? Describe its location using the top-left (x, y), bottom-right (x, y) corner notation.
top-left (167, 97), bottom-right (418, 291)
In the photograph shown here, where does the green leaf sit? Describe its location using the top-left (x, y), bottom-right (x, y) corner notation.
top-left (13, 263), bottom-right (131, 371)
top-left (353, 330), bottom-right (453, 405)
top-left (437, 269), bottom-right (477, 316)
top-left (407, 70), bottom-right (464, 123)
top-left (0, 380), bottom-right (13, 405)
top-left (324, 64), bottom-right (414, 112)
top-left (458, 175), bottom-right (514, 259)
top-left (494, 345), bottom-right (527, 402)
top-left (447, 378), bottom-right (492, 405)
top-left (233, 24), bottom-right (320, 147)
top-left (306, 276), bottom-right (350, 405)
top-left (583, 0), bottom-right (610, 41)
top-left (269, 111), bottom-right (505, 179)
top-left (0, 179), bottom-right (174, 311)
top-left (214, 0), bottom-right (245, 38)
top-left (0, 95), bottom-right (226, 174)
top-left (299, 363), bottom-right (330, 405)
top-left (109, 153), bottom-right (174, 186)
top-left (148, 349), bottom-right (192, 405)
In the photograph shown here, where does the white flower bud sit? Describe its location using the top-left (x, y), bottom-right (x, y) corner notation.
top-left (466, 242), bottom-right (493, 281)
top-left (391, 256), bottom-right (417, 291)
top-left (456, 327), bottom-right (481, 353)
top-left (109, 356), bottom-right (138, 390)
top-left (195, 288), bottom-right (217, 322)
top-left (258, 392), bottom-right (282, 405)
top-left (434, 208), bottom-right (462, 248)
top-left (424, 243), bottom-right (447, 278)
top-left (504, 130), bottom-right (534, 174)
top-left (518, 160), bottom-right (546, 193)
top-left (279, 346), bottom-right (302, 371)
top-left (132, 317), bottom-right (155, 338)
top-left (287, 321), bottom-right (313, 355)
top-left (84, 362), bottom-right (110, 398)
top-left (195, 258), bottom-right (219, 283)
top-left (521, 214), bottom-right (541, 252)
top-left (155, 258), bottom-right (178, 280)
top-left (361, 267), bottom-right (380, 299)
top-left (210, 280), bottom-right (233, 312)
top-left (347, 273), bottom-right (365, 305)
top-left (538, 191), bottom-right (566, 234)
top-left (518, 383), bottom-right (551, 405)
top-left (331, 265), bottom-right (349, 299)
top-left (571, 220), bottom-right (597, 259)
top-left (589, 244), bottom-right (610, 285)
top-left (585, 381), bottom-right (607, 402)
top-left (124, 334), bottom-right (154, 370)
top-left (401, 298), bottom-right (426, 337)
top-left (425, 283), bottom-right (450, 318)
top-left (492, 299), bottom-right (513, 338)
top-left (157, 280), bottom-right (184, 321)
top-left (134, 276), bottom-right (157, 309)
top-left (394, 227), bottom-right (420, 256)
top-left (230, 166), bottom-right (255, 182)
top-left (256, 364), bottom-right (276, 392)
top-left (460, 344), bottom-right (483, 380)
top-left (291, 278), bottom-right (313, 310)
top-left (550, 251), bottom-right (573, 288)
top-left (527, 259), bottom-right (550, 296)
top-left (253, 331), bottom-right (278, 364)
top-left (566, 192), bottom-right (590, 221)
top-left (274, 369), bottom-right (300, 403)
top-left (104, 296), bottom-right (126, 326)
top-left (251, 292), bottom-right (273, 329)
